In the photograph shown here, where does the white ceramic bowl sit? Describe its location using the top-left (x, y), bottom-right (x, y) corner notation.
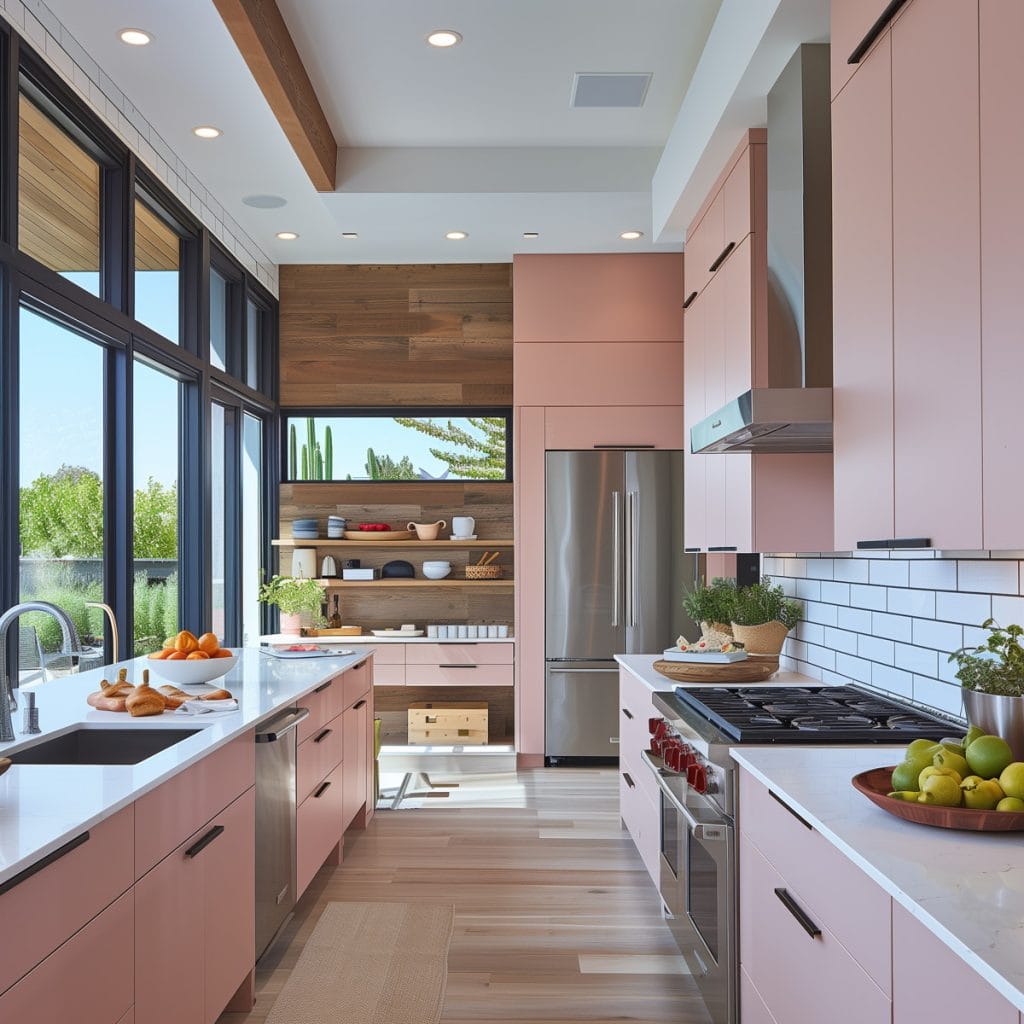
top-left (145, 652), bottom-right (238, 686)
top-left (421, 564), bottom-right (452, 580)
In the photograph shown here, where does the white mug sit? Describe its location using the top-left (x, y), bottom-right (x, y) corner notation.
top-left (452, 516), bottom-right (475, 537)
top-left (487, 625), bottom-right (499, 638)
top-left (466, 625), bottom-right (478, 638)
top-left (457, 625), bottom-right (468, 638)
top-left (498, 625), bottom-right (508, 638)
top-left (427, 625), bottom-right (439, 638)
top-left (438, 625), bottom-right (450, 639)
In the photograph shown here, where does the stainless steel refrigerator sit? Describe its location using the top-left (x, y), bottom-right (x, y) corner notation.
top-left (545, 450), bottom-right (695, 762)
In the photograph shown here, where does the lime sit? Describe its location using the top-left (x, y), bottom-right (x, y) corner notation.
top-left (965, 735), bottom-right (1014, 780)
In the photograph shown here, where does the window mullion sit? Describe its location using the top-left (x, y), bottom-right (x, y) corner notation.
top-left (106, 343), bottom-right (132, 660)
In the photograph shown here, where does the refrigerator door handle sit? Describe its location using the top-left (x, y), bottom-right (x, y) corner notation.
top-left (612, 490), bottom-right (623, 627)
top-left (626, 490), bottom-right (638, 628)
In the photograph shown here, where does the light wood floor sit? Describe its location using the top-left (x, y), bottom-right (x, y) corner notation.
top-left (219, 768), bottom-right (711, 1024)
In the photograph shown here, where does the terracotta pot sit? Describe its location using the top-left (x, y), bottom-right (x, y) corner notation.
top-left (279, 611), bottom-right (302, 636)
top-left (730, 620), bottom-right (792, 655)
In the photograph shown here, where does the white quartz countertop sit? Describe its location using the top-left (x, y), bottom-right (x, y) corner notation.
top-left (0, 646), bottom-right (369, 887)
top-left (731, 746), bottom-right (1024, 1013)
top-left (614, 653), bottom-right (819, 692)
top-left (261, 634), bottom-right (514, 645)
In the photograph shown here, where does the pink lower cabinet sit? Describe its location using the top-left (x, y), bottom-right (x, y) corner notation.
top-left (0, 889), bottom-right (134, 1024)
top-left (135, 788), bottom-right (256, 1024)
top-left (891, 902), bottom-right (1018, 1023)
top-left (342, 698), bottom-right (369, 830)
top-left (619, 764), bottom-right (659, 884)
top-left (296, 761), bottom-right (346, 898)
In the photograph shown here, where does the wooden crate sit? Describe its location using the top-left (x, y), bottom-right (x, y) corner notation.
top-left (408, 702), bottom-right (488, 745)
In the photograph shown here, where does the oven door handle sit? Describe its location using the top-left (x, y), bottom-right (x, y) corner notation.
top-left (641, 750), bottom-right (726, 837)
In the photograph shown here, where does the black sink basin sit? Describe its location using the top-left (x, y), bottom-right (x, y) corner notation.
top-left (8, 727), bottom-right (203, 765)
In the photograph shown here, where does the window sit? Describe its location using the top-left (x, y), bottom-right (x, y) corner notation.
top-left (245, 298), bottom-right (264, 391)
top-left (132, 360), bottom-right (180, 654)
top-left (18, 308), bottom-right (107, 677)
top-left (241, 414), bottom-right (263, 645)
top-left (211, 402), bottom-right (227, 638)
top-left (210, 268), bottom-right (228, 370)
top-left (283, 411), bottom-right (512, 482)
top-left (18, 92), bottom-right (102, 295)
top-left (134, 197), bottom-right (181, 343)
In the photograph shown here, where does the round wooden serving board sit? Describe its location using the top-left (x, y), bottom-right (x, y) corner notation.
top-left (652, 657), bottom-right (778, 684)
top-left (342, 530), bottom-right (415, 541)
top-left (852, 766), bottom-right (1024, 831)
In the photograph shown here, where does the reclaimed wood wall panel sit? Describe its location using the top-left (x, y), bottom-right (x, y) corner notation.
top-left (279, 264), bottom-right (513, 407)
top-left (375, 686), bottom-right (514, 745)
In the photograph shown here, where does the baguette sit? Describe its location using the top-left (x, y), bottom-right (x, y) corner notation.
top-left (198, 688), bottom-right (232, 702)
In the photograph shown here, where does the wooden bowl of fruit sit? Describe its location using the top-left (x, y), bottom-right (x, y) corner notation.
top-left (147, 631), bottom-right (237, 686)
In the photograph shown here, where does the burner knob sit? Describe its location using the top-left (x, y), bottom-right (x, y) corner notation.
top-left (649, 717), bottom-right (663, 736)
top-left (681, 746), bottom-right (696, 770)
top-left (687, 763), bottom-right (708, 794)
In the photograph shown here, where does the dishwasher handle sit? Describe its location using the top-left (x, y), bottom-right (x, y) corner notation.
top-left (255, 707), bottom-right (310, 743)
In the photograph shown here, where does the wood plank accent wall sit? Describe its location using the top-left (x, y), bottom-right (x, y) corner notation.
top-left (278, 264), bottom-right (513, 407)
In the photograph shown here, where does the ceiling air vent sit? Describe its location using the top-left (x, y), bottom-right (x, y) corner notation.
top-left (570, 72), bottom-right (652, 108)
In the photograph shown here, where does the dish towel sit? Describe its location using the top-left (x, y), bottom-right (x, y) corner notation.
top-left (176, 698), bottom-right (239, 715)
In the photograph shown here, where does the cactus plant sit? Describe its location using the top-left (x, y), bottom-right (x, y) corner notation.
top-left (307, 418), bottom-right (316, 476)
top-left (324, 426), bottom-right (333, 479)
top-left (365, 447), bottom-right (381, 480)
top-left (301, 444), bottom-right (309, 480)
top-left (314, 441), bottom-right (324, 480)
top-left (289, 424), bottom-right (298, 479)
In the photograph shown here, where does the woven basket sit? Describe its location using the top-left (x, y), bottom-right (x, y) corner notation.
top-left (730, 620), bottom-right (792, 655)
top-left (653, 657), bottom-right (779, 684)
top-left (465, 564), bottom-right (503, 580)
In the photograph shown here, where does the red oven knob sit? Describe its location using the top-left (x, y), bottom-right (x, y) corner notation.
top-left (649, 717), bottom-right (663, 736)
top-left (687, 763), bottom-right (707, 794)
top-left (664, 745), bottom-right (682, 772)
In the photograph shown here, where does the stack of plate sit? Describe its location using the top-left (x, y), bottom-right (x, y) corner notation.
top-left (327, 515), bottom-right (346, 539)
top-left (293, 518), bottom-right (319, 540)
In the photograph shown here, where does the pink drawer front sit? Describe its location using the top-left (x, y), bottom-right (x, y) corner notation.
top-left (297, 761), bottom-right (345, 898)
top-left (0, 805), bottom-right (134, 997)
top-left (297, 717), bottom-right (345, 803)
top-left (0, 888), bottom-right (134, 1024)
top-left (619, 766), bottom-right (660, 887)
top-left (135, 731), bottom-right (254, 878)
top-left (339, 658), bottom-right (371, 711)
top-left (740, 966), bottom-right (778, 1024)
top-left (739, 769), bottom-right (892, 994)
top-left (406, 663), bottom-right (514, 687)
top-left (619, 666), bottom-right (656, 721)
top-left (373, 663), bottom-right (405, 686)
top-left (740, 836), bottom-right (890, 1024)
top-left (406, 643), bottom-right (513, 665)
top-left (368, 644), bottom-right (404, 665)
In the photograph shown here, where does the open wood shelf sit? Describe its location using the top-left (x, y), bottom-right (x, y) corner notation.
top-left (273, 538), bottom-right (514, 549)
top-left (314, 579), bottom-right (513, 590)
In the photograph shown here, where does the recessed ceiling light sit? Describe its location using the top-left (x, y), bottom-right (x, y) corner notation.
top-left (118, 28), bottom-right (151, 46)
top-left (192, 125), bottom-right (221, 139)
top-left (445, 230), bottom-right (468, 240)
top-left (341, 232), bottom-right (359, 239)
top-left (427, 29), bottom-right (462, 48)
top-left (620, 230), bottom-right (644, 240)
top-left (522, 231), bottom-right (540, 239)
top-left (276, 231), bottom-right (299, 241)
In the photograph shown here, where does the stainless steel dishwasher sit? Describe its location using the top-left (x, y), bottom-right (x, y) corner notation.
top-left (254, 705), bottom-right (309, 961)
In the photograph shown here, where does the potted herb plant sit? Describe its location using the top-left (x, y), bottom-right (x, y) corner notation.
top-left (729, 582), bottom-right (803, 655)
top-left (683, 577), bottom-right (739, 636)
top-left (950, 620), bottom-right (1024, 758)
top-left (257, 574), bottom-right (325, 635)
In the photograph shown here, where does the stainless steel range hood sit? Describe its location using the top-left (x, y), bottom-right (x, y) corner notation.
top-left (691, 44), bottom-right (833, 455)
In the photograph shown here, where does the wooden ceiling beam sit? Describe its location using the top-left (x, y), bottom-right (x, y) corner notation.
top-left (212, 0), bottom-right (337, 192)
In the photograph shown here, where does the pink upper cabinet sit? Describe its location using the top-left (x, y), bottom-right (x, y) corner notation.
top-left (512, 253), bottom-right (684, 344)
top-left (831, 0), bottom-right (912, 99)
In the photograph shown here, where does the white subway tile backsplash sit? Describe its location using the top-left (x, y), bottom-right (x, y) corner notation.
top-left (850, 583), bottom-right (888, 611)
top-left (992, 594), bottom-right (1024, 624)
top-left (824, 627), bottom-right (859, 655)
top-left (838, 606), bottom-right (872, 633)
top-left (913, 675), bottom-right (965, 718)
top-left (869, 560), bottom-right (910, 587)
top-left (806, 644), bottom-right (836, 671)
top-left (858, 634), bottom-right (895, 665)
top-left (796, 661), bottom-right (824, 682)
top-left (871, 611), bottom-right (912, 643)
top-left (804, 601), bottom-right (839, 627)
top-left (957, 559), bottom-right (1018, 594)
top-left (820, 581), bottom-right (851, 605)
top-left (934, 591), bottom-right (992, 626)
top-left (785, 639), bottom-right (809, 662)
top-left (806, 559), bottom-right (835, 580)
top-left (912, 617), bottom-right (963, 652)
top-left (833, 558), bottom-right (870, 583)
top-left (893, 642), bottom-right (938, 677)
top-left (909, 560), bottom-right (958, 591)
top-left (783, 558), bottom-right (807, 579)
top-left (795, 579), bottom-right (822, 602)
top-left (886, 586), bottom-right (936, 618)
top-left (796, 621), bottom-right (825, 646)
top-left (836, 653), bottom-right (872, 684)
top-left (871, 664), bottom-right (913, 698)
top-left (961, 626), bottom-right (989, 649)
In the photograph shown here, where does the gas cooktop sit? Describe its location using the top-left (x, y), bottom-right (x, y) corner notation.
top-left (671, 685), bottom-right (955, 744)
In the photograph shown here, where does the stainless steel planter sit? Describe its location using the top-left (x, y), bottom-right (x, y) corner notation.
top-left (963, 689), bottom-right (1024, 761)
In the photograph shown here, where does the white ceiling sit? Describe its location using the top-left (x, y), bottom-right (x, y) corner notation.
top-left (40, 0), bottom-right (830, 265)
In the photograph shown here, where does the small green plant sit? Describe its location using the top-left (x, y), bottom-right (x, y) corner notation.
top-left (949, 619), bottom-right (1024, 697)
top-left (683, 577), bottom-right (739, 626)
top-left (257, 573), bottom-right (325, 622)
top-left (731, 582), bottom-right (802, 629)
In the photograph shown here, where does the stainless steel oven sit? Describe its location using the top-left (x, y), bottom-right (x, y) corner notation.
top-left (644, 750), bottom-right (736, 1024)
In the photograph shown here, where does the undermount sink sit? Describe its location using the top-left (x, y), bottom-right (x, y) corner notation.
top-left (8, 727), bottom-right (203, 766)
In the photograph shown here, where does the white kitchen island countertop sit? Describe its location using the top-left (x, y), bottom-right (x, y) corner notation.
top-left (261, 633), bottom-right (514, 645)
top-left (614, 652), bottom-right (819, 692)
top-left (0, 646), bottom-right (369, 887)
top-left (732, 745), bottom-right (1024, 1014)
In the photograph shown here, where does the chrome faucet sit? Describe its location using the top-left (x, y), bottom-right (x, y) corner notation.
top-left (0, 602), bottom-right (82, 742)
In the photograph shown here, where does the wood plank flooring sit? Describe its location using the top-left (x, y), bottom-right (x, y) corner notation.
top-left (219, 768), bottom-right (711, 1024)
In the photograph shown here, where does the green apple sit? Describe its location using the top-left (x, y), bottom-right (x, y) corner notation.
top-left (919, 773), bottom-right (963, 806)
top-left (996, 797), bottom-right (1024, 813)
top-left (964, 724), bottom-right (987, 750)
top-left (887, 791), bottom-right (922, 802)
top-left (891, 760), bottom-right (926, 792)
top-left (960, 775), bottom-right (1004, 810)
top-left (919, 764), bottom-right (962, 788)
top-left (965, 735), bottom-right (1014, 780)
top-left (933, 748), bottom-right (970, 779)
top-left (998, 762), bottom-right (1024, 800)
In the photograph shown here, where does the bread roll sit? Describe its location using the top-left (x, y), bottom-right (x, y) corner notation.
top-left (125, 670), bottom-right (165, 718)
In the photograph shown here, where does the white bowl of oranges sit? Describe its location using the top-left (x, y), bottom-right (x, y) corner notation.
top-left (147, 630), bottom-right (238, 686)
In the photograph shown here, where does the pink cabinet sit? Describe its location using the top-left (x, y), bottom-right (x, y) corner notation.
top-left (297, 717), bottom-right (345, 806)
top-left (543, 405), bottom-right (683, 450)
top-left (296, 761), bottom-right (346, 898)
top-left (617, 667), bottom-right (660, 888)
top-left (342, 698), bottom-right (369, 831)
top-left (891, 0), bottom-right (982, 550)
top-left (683, 293), bottom-right (707, 551)
top-left (0, 890), bottom-right (134, 1024)
top-left (892, 902), bottom-right (1018, 1023)
top-left (831, 0), bottom-right (904, 98)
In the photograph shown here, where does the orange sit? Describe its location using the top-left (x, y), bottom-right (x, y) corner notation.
top-left (197, 632), bottom-right (220, 654)
top-left (186, 651), bottom-right (210, 660)
top-left (149, 649), bottom-right (171, 660)
top-left (166, 651), bottom-right (187, 660)
top-left (162, 637), bottom-right (175, 649)
top-left (212, 648), bottom-right (234, 659)
top-left (174, 630), bottom-right (198, 653)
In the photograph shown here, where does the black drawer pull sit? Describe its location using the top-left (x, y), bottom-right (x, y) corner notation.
top-left (708, 546), bottom-right (738, 552)
top-left (314, 780), bottom-right (331, 799)
top-left (314, 679), bottom-right (333, 693)
top-left (593, 443), bottom-right (655, 449)
top-left (314, 727), bottom-right (332, 744)
top-left (441, 664), bottom-right (477, 669)
top-left (774, 887), bottom-right (822, 938)
top-left (622, 707), bottom-right (634, 720)
top-left (185, 825), bottom-right (224, 859)
top-left (0, 831), bottom-right (90, 896)
top-left (857, 537), bottom-right (930, 550)
top-left (683, 290), bottom-right (698, 309)
top-left (353, 699), bottom-right (367, 710)
top-left (769, 790), bottom-right (813, 830)
top-left (708, 241), bottom-right (735, 273)
top-left (623, 772), bottom-right (636, 789)
top-left (848, 0), bottom-right (910, 64)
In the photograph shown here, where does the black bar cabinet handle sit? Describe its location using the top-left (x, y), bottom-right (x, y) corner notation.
top-left (0, 831), bottom-right (90, 896)
top-left (441, 664), bottom-right (477, 669)
top-left (774, 888), bottom-right (822, 938)
top-left (593, 443), bottom-right (656, 449)
top-left (622, 707), bottom-right (634, 720)
top-left (708, 546), bottom-right (738, 552)
top-left (857, 537), bottom-right (931, 550)
top-left (848, 0), bottom-right (910, 64)
top-left (622, 772), bottom-right (635, 790)
top-left (769, 790), bottom-right (813, 830)
top-left (682, 290), bottom-right (698, 309)
top-left (353, 700), bottom-right (367, 710)
top-left (185, 825), bottom-right (224, 859)
top-left (314, 679), bottom-right (333, 693)
top-left (314, 781), bottom-right (331, 799)
top-left (314, 727), bottom-right (332, 744)
top-left (708, 241), bottom-right (735, 273)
